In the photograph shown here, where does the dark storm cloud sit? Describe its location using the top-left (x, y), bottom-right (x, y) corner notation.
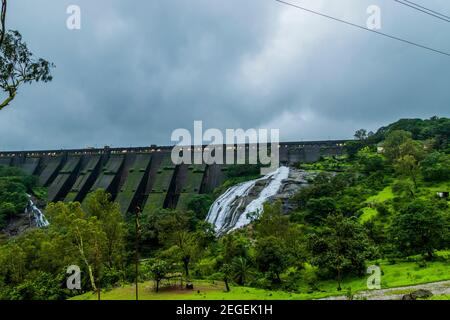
top-left (0, 0), bottom-right (449, 150)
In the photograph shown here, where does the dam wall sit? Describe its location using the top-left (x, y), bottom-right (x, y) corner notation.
top-left (0, 141), bottom-right (348, 215)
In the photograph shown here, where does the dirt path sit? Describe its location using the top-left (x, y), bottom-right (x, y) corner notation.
top-left (320, 280), bottom-right (450, 300)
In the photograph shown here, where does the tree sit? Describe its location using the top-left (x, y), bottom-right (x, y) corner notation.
top-left (187, 194), bottom-right (213, 221)
top-left (0, 243), bottom-right (26, 285)
top-left (421, 152), bottom-right (450, 182)
top-left (389, 200), bottom-right (448, 260)
top-left (307, 214), bottom-right (371, 291)
top-left (383, 130), bottom-right (412, 162)
top-left (345, 140), bottom-right (365, 159)
top-left (354, 129), bottom-right (368, 141)
top-left (221, 233), bottom-right (250, 264)
top-left (255, 236), bottom-right (287, 284)
top-left (254, 201), bottom-right (289, 238)
top-left (0, 1), bottom-right (6, 48)
top-left (155, 210), bottom-right (197, 279)
top-left (394, 155), bottom-right (420, 188)
top-left (148, 259), bottom-right (170, 293)
top-left (216, 233), bottom-right (250, 292)
top-left (231, 257), bottom-right (251, 285)
top-left (46, 202), bottom-right (107, 294)
top-left (220, 263), bottom-right (232, 292)
top-left (399, 139), bottom-right (426, 162)
top-left (84, 189), bottom-right (126, 268)
top-left (304, 197), bottom-right (336, 225)
top-left (0, 30), bottom-right (54, 110)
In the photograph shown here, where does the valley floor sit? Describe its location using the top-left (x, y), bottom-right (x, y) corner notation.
top-left (72, 257), bottom-right (450, 300)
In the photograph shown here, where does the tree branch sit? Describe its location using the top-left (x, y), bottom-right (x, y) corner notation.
top-left (0, 0), bottom-right (6, 48)
top-left (0, 86), bottom-right (15, 110)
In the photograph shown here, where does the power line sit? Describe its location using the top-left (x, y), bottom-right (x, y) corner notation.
top-left (274, 0), bottom-right (450, 58)
top-left (398, 0), bottom-right (450, 20)
top-left (402, 0), bottom-right (450, 19)
top-left (394, 0), bottom-right (450, 22)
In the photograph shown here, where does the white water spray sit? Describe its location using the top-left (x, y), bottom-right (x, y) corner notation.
top-left (206, 166), bottom-right (289, 235)
top-left (25, 194), bottom-right (49, 228)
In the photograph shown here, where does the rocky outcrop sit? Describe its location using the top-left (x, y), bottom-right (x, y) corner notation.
top-left (402, 289), bottom-right (433, 300)
top-left (1, 213), bottom-right (35, 237)
top-left (272, 169), bottom-right (316, 214)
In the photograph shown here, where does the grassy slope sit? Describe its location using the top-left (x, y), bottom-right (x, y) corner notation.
top-left (72, 257), bottom-right (450, 300)
top-left (359, 180), bottom-right (450, 223)
top-left (359, 186), bottom-right (394, 223)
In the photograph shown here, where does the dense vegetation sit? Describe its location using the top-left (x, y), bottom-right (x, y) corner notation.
top-left (0, 166), bottom-right (36, 229)
top-left (0, 189), bottom-right (126, 299)
top-left (0, 117), bottom-right (449, 300)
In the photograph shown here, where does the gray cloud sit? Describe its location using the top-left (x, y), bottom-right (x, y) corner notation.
top-left (0, 0), bottom-right (449, 150)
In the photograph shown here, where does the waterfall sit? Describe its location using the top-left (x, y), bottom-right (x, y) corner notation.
top-left (206, 166), bottom-right (289, 236)
top-left (25, 194), bottom-right (49, 228)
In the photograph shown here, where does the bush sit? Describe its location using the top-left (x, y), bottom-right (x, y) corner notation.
top-left (187, 194), bottom-right (213, 220)
top-left (3, 271), bottom-right (69, 300)
top-left (193, 257), bottom-right (217, 278)
top-left (100, 267), bottom-right (125, 289)
top-left (226, 165), bottom-right (262, 179)
top-left (357, 147), bottom-right (385, 173)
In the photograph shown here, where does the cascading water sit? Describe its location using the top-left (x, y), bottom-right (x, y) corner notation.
top-left (206, 166), bottom-right (290, 236)
top-left (25, 194), bottom-right (49, 228)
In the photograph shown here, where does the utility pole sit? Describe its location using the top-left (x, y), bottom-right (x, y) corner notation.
top-left (135, 206), bottom-right (141, 301)
top-left (96, 236), bottom-right (101, 301)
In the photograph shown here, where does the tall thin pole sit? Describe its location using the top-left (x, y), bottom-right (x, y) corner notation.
top-left (135, 206), bottom-right (141, 300)
top-left (96, 236), bottom-right (101, 301)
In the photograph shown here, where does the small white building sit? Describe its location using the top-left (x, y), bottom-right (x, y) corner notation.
top-left (436, 192), bottom-right (449, 199)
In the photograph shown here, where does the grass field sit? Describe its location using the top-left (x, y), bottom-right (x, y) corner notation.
top-left (365, 186), bottom-right (394, 203)
top-left (72, 258), bottom-right (450, 300)
top-left (428, 294), bottom-right (450, 300)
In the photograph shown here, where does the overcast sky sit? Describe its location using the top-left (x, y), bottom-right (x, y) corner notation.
top-left (0, 0), bottom-right (449, 150)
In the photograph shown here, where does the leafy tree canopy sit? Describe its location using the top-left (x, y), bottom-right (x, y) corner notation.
top-left (0, 30), bottom-right (54, 110)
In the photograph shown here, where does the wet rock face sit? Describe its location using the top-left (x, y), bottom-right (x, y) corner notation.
top-left (272, 169), bottom-right (316, 214)
top-left (1, 213), bottom-right (35, 237)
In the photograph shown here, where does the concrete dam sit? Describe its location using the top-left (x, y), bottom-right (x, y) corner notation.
top-left (0, 141), bottom-right (347, 215)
